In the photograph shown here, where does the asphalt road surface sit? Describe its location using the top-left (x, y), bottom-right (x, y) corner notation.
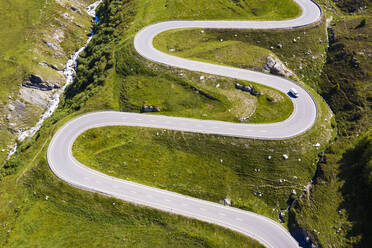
top-left (48, 1), bottom-right (322, 247)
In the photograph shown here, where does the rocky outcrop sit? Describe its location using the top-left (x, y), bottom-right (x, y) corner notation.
top-left (264, 55), bottom-right (293, 78)
top-left (71, 6), bottom-right (82, 15)
top-left (39, 62), bottom-right (63, 71)
top-left (22, 75), bottom-right (60, 91)
top-left (235, 83), bottom-right (259, 96)
top-left (140, 105), bottom-right (161, 113)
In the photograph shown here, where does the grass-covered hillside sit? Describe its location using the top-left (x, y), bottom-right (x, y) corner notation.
top-left (71, 0), bottom-right (333, 235)
top-left (289, 10), bottom-right (372, 248)
top-left (74, 108), bottom-right (333, 221)
top-left (0, 0), bottom-right (95, 164)
top-left (0, 0), bottom-right (315, 247)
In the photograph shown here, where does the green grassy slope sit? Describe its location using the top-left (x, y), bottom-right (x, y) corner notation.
top-left (68, 0), bottom-right (301, 124)
top-left (0, 0), bottom-right (43, 163)
top-left (133, 0), bottom-right (301, 24)
top-left (154, 31), bottom-right (271, 70)
top-left (0, 0), bottom-right (95, 164)
top-left (0, 0), bottom-right (310, 247)
top-left (73, 100), bottom-right (333, 221)
top-left (289, 13), bottom-right (372, 247)
top-left (0, 118), bottom-right (262, 248)
top-left (71, 0), bottom-right (334, 229)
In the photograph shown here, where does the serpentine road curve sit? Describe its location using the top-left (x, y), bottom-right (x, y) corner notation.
top-left (48, 1), bottom-right (321, 247)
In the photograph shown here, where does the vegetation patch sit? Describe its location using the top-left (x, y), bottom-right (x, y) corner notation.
top-left (73, 97), bottom-right (334, 222)
top-left (0, 0), bottom-right (95, 164)
top-left (0, 0), bottom-right (313, 246)
top-left (289, 15), bottom-right (372, 247)
top-left (0, 119), bottom-right (262, 248)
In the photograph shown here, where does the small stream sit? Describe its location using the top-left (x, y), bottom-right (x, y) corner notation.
top-left (6, 0), bottom-right (102, 160)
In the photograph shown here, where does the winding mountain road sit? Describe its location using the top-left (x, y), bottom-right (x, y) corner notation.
top-left (47, 1), bottom-right (322, 247)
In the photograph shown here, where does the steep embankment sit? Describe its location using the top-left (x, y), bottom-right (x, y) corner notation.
top-left (290, 9), bottom-right (372, 247)
top-left (0, 0), bottom-right (96, 164)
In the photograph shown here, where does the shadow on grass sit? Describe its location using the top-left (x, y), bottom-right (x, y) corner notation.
top-left (338, 134), bottom-right (372, 247)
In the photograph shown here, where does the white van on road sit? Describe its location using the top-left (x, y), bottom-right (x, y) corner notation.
top-left (289, 88), bottom-right (299, 98)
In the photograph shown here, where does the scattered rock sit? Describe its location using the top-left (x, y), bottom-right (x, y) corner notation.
top-left (277, 43), bottom-right (283, 49)
top-left (1, 149), bottom-right (5, 152)
top-left (235, 83), bottom-right (252, 92)
top-left (215, 83), bottom-right (220, 88)
top-left (22, 74), bottom-right (59, 91)
top-left (74, 22), bottom-right (85, 28)
top-left (169, 48), bottom-right (175, 52)
top-left (235, 83), bottom-right (259, 96)
top-left (305, 50), bottom-right (312, 55)
top-left (267, 155), bottom-right (272, 160)
top-left (200, 76), bottom-right (205, 81)
top-left (292, 189), bottom-right (297, 195)
top-left (283, 154), bottom-right (289, 160)
top-left (44, 41), bottom-right (58, 50)
top-left (293, 38), bottom-right (297, 43)
top-left (265, 55), bottom-right (293, 78)
top-left (71, 6), bottom-right (82, 14)
top-left (350, 57), bottom-right (360, 67)
top-left (45, 196), bottom-right (49, 200)
top-left (8, 104), bottom-right (15, 112)
top-left (224, 198), bottom-right (231, 206)
top-left (313, 143), bottom-right (321, 149)
top-left (141, 105), bottom-right (161, 113)
top-left (39, 62), bottom-right (62, 71)
top-left (20, 87), bottom-right (51, 109)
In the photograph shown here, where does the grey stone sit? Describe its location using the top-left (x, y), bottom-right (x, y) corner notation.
top-left (22, 75), bottom-right (60, 91)
top-left (45, 41), bottom-right (58, 50)
top-left (224, 198), bottom-right (231, 206)
top-left (71, 6), bottom-right (82, 14)
top-left (8, 104), bottom-right (15, 112)
top-left (266, 55), bottom-right (292, 78)
top-left (141, 105), bottom-right (161, 113)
